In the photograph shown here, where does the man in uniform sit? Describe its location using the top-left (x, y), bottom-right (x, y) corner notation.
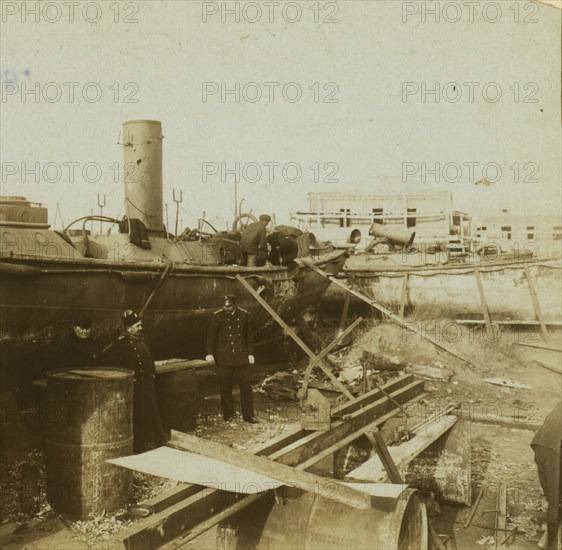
top-left (531, 401), bottom-right (561, 550)
top-left (205, 295), bottom-right (258, 423)
top-left (239, 214), bottom-right (271, 267)
top-left (104, 310), bottom-right (167, 453)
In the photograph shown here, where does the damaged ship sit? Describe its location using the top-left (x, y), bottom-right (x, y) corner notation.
top-left (0, 120), bottom-right (346, 402)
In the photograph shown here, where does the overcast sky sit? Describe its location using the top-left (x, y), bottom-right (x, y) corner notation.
top-left (1, 0), bottom-right (560, 231)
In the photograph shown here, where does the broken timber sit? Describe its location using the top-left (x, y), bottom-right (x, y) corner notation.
top-left (345, 412), bottom-right (458, 483)
top-left (169, 431), bottom-right (406, 510)
top-left (298, 317), bottom-right (364, 399)
top-left (302, 260), bottom-right (483, 370)
top-left (120, 374), bottom-right (425, 549)
top-left (235, 274), bottom-right (353, 399)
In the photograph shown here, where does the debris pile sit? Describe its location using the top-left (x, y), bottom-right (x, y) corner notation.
top-left (260, 371), bottom-right (301, 401)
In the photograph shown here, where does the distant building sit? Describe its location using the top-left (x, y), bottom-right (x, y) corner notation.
top-left (290, 190), bottom-right (472, 250)
top-left (475, 211), bottom-right (562, 256)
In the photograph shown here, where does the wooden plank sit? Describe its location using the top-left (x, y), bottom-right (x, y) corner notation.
top-left (235, 274), bottom-right (353, 399)
top-left (303, 260), bottom-right (482, 370)
top-left (524, 263), bottom-right (548, 341)
top-left (456, 320), bottom-right (562, 327)
top-left (345, 415), bottom-right (458, 482)
top-left (399, 272), bottom-right (409, 318)
top-left (158, 494), bottom-right (263, 549)
top-left (497, 483), bottom-right (507, 546)
top-left (474, 267), bottom-right (492, 331)
top-left (108, 447), bottom-right (283, 490)
top-left (483, 377), bottom-right (532, 390)
top-left (450, 410), bottom-right (540, 432)
top-left (155, 359), bottom-right (212, 375)
top-left (298, 317), bottom-right (363, 398)
top-left (122, 485), bottom-right (238, 550)
top-left (514, 341), bottom-right (562, 352)
top-left (170, 431), bottom-right (374, 510)
top-left (464, 486), bottom-right (485, 528)
top-left (532, 360), bottom-right (562, 375)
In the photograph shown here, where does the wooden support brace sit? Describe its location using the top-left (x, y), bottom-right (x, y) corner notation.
top-left (496, 483), bottom-right (507, 547)
top-left (474, 267), bottom-right (492, 331)
top-left (399, 272), bottom-right (409, 318)
top-left (299, 317), bottom-right (364, 398)
top-left (338, 292), bottom-right (351, 332)
top-left (371, 428), bottom-right (403, 484)
top-left (523, 264), bottom-right (548, 341)
top-left (235, 274), bottom-right (353, 399)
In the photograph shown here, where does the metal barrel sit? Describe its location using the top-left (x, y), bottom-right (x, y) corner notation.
top-left (156, 370), bottom-right (202, 433)
top-left (45, 368), bottom-right (134, 519)
top-left (255, 488), bottom-right (428, 550)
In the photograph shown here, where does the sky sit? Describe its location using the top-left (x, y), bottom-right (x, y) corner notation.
top-left (1, 0), bottom-right (560, 232)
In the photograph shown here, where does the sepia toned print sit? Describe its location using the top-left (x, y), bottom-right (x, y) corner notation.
top-left (0, 1), bottom-right (560, 549)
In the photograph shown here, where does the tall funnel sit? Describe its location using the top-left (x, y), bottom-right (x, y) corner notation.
top-left (122, 120), bottom-right (164, 231)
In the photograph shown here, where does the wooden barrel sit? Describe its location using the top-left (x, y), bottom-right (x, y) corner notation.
top-left (256, 488), bottom-right (427, 549)
top-left (156, 370), bottom-right (202, 433)
top-left (45, 368), bottom-right (133, 519)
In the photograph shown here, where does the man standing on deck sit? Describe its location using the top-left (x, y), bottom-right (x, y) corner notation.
top-left (531, 401), bottom-right (561, 550)
top-left (267, 230), bottom-right (299, 269)
top-left (205, 295), bottom-right (258, 423)
top-left (104, 310), bottom-right (167, 452)
top-left (240, 214), bottom-right (271, 267)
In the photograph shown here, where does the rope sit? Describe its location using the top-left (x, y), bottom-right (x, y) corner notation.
top-left (0, 221), bottom-right (50, 228)
top-left (347, 259), bottom-right (562, 279)
top-left (106, 200), bottom-right (126, 236)
top-left (139, 256), bottom-right (174, 316)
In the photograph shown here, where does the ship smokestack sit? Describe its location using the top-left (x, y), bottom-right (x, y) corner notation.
top-left (122, 120), bottom-right (164, 232)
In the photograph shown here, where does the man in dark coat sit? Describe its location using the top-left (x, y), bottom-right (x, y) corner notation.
top-left (531, 401), bottom-right (561, 550)
top-left (64, 317), bottom-right (101, 368)
top-left (240, 214), bottom-right (271, 267)
top-left (205, 295), bottom-right (258, 423)
top-left (267, 231), bottom-right (299, 269)
top-left (104, 310), bottom-right (167, 453)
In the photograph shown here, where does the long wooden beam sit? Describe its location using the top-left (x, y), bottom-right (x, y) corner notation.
top-left (303, 260), bottom-right (482, 370)
top-left (169, 431), bottom-right (386, 511)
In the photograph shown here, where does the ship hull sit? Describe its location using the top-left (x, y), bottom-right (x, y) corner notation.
top-left (323, 255), bottom-right (562, 322)
top-left (0, 251), bottom-right (346, 396)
